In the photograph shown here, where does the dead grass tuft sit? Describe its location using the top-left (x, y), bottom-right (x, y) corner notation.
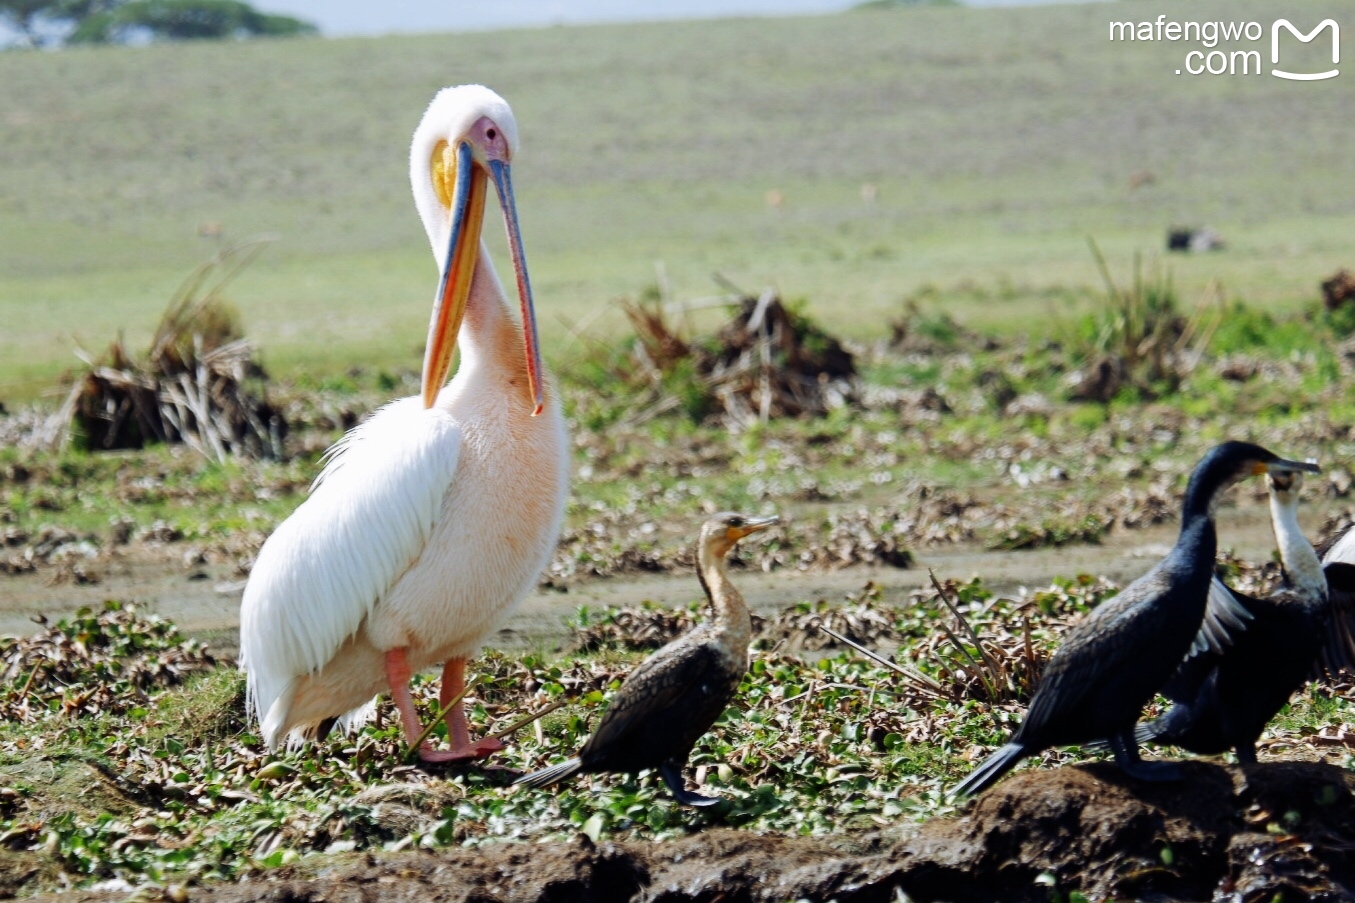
top-left (44, 241), bottom-right (287, 461)
top-left (621, 285), bottom-right (857, 428)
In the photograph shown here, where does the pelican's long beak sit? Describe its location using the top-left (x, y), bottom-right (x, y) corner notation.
top-left (422, 140), bottom-right (487, 408)
top-left (488, 158), bottom-right (544, 416)
top-left (419, 145), bottom-right (544, 416)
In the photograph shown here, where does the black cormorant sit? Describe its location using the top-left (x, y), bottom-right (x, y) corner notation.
top-left (1130, 469), bottom-right (1338, 763)
top-left (951, 441), bottom-right (1319, 797)
top-left (515, 511), bottom-right (778, 806)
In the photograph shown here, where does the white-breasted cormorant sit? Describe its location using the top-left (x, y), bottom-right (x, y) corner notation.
top-left (952, 441), bottom-right (1319, 797)
top-left (515, 512), bottom-right (778, 807)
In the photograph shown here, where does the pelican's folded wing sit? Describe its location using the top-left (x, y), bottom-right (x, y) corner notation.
top-left (240, 397), bottom-right (462, 736)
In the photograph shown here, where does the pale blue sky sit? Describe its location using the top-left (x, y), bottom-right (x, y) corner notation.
top-left (250, 0), bottom-right (1093, 38)
top-left (254, 1), bottom-right (854, 36)
top-left (1, 0), bottom-right (1106, 44)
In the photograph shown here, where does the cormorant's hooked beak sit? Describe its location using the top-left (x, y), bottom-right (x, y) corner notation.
top-left (729, 514), bottom-right (781, 542)
top-left (421, 143), bottom-right (543, 415)
top-left (1263, 457), bottom-right (1320, 491)
top-left (1257, 458), bottom-right (1322, 477)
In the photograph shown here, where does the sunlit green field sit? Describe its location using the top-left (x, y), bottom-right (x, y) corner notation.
top-left (2, 0), bottom-right (1353, 400)
top-left (4, 4), bottom-right (1355, 889)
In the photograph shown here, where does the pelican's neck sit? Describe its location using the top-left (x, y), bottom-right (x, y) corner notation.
top-left (442, 241), bottom-right (543, 413)
top-left (696, 545), bottom-right (753, 652)
top-left (1269, 491), bottom-right (1326, 600)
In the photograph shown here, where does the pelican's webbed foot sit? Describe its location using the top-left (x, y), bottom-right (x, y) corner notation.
top-left (659, 761), bottom-right (721, 807)
top-left (417, 736), bottom-right (505, 764)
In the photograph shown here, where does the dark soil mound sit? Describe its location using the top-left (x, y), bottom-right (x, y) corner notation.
top-left (33, 761), bottom-right (1355, 902)
top-left (903, 760), bottom-right (1355, 902)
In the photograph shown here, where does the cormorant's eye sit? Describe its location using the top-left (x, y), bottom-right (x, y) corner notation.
top-left (728, 517), bottom-right (744, 528)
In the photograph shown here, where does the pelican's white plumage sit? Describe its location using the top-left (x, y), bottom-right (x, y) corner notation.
top-left (240, 85), bottom-right (568, 759)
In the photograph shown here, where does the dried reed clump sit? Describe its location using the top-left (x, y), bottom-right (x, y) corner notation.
top-left (887, 575), bottom-right (1048, 713)
top-left (44, 241), bottom-right (286, 461)
top-left (621, 285), bottom-right (857, 428)
top-left (1322, 269), bottom-right (1355, 311)
top-left (1065, 241), bottom-right (1220, 403)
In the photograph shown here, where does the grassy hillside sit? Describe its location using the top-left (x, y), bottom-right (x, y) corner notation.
top-left (1, 0), bottom-right (1353, 398)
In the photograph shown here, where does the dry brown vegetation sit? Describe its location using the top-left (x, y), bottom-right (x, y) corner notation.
top-left (44, 243), bottom-right (285, 462)
top-left (619, 289), bottom-right (857, 428)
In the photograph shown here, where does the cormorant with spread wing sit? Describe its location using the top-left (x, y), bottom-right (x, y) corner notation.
top-left (516, 512), bottom-right (778, 806)
top-left (1320, 523), bottom-right (1355, 672)
top-left (952, 442), bottom-right (1319, 797)
top-left (1129, 468), bottom-right (1354, 763)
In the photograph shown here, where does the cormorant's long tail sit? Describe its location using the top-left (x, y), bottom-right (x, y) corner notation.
top-left (1084, 720), bottom-right (1161, 753)
top-left (1130, 705), bottom-right (1192, 747)
top-left (950, 742), bottom-right (1027, 798)
top-left (514, 758), bottom-right (583, 789)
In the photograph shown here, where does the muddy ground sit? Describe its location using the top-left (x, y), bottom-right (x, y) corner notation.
top-left (5, 497), bottom-right (1351, 901)
top-left (25, 761), bottom-right (1355, 902)
top-left (0, 501), bottom-right (1289, 660)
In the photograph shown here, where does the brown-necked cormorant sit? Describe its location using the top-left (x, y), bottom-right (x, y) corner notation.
top-left (951, 441), bottom-right (1319, 797)
top-left (515, 512), bottom-right (778, 806)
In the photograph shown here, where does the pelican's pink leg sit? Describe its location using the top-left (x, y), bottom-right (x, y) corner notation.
top-left (384, 647), bottom-right (438, 757)
top-left (382, 649), bottom-right (500, 763)
top-left (439, 656), bottom-right (504, 760)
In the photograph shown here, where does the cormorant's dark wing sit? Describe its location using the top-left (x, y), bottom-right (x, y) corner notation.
top-left (1186, 577), bottom-right (1255, 658)
top-left (1317, 561), bottom-right (1355, 676)
top-left (1019, 573), bottom-right (1186, 741)
top-left (1020, 625), bottom-right (1130, 737)
top-left (1159, 643), bottom-right (1223, 705)
top-left (580, 639), bottom-right (739, 767)
top-left (1163, 577), bottom-right (1257, 702)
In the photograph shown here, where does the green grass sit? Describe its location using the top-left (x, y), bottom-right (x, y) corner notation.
top-left (3, 282), bottom-right (1351, 558)
top-left (3, 253), bottom-right (1355, 892)
top-left (2, 0), bottom-right (1354, 400)
top-left (3, 9), bottom-right (1355, 885)
top-left (4, 581), bottom-right (1349, 893)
